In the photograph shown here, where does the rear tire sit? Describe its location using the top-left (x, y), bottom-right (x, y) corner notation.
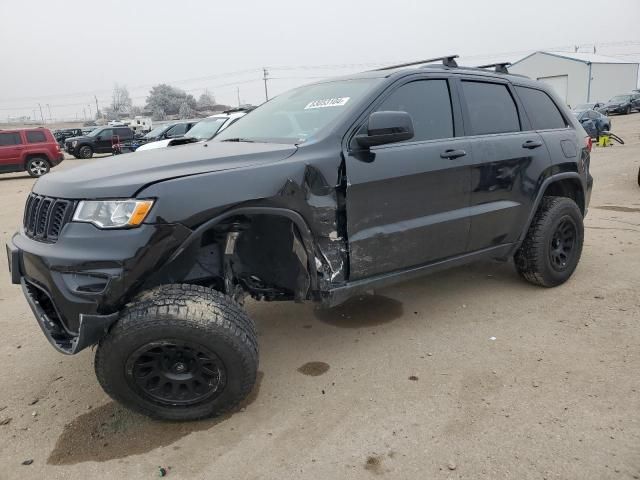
top-left (26, 157), bottom-right (50, 177)
top-left (78, 145), bottom-right (93, 158)
top-left (95, 284), bottom-right (258, 421)
top-left (514, 196), bottom-right (584, 287)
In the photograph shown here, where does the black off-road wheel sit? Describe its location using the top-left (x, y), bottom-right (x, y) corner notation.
top-left (78, 145), bottom-right (93, 158)
top-left (95, 284), bottom-right (258, 421)
top-left (26, 157), bottom-right (50, 177)
top-left (514, 196), bottom-right (584, 287)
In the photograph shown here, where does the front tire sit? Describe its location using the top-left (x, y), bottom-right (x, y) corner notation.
top-left (95, 284), bottom-right (258, 421)
top-left (78, 145), bottom-right (93, 158)
top-left (26, 157), bottom-right (50, 177)
top-left (515, 196), bottom-right (584, 287)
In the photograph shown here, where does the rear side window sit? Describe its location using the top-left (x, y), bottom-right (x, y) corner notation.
top-left (462, 81), bottom-right (520, 135)
top-left (375, 79), bottom-right (454, 142)
top-left (515, 86), bottom-right (567, 130)
top-left (0, 132), bottom-right (22, 146)
top-left (26, 130), bottom-right (47, 143)
top-left (115, 128), bottom-right (132, 138)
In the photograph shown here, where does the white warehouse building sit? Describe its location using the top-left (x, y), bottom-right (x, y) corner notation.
top-left (510, 51), bottom-right (639, 108)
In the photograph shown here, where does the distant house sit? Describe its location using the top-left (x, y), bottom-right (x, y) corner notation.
top-left (510, 51), bottom-right (639, 107)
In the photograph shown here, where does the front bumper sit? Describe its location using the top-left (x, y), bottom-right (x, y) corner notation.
top-left (7, 222), bottom-right (191, 354)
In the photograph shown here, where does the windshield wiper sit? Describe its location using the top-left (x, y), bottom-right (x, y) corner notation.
top-left (220, 137), bottom-right (255, 143)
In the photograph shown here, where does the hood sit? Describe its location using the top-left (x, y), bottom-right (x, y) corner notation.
top-left (65, 135), bottom-right (90, 143)
top-left (135, 139), bottom-right (172, 152)
top-left (33, 141), bottom-right (297, 199)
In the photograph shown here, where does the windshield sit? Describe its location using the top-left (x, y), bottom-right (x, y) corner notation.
top-left (185, 118), bottom-right (229, 140)
top-left (215, 78), bottom-right (381, 144)
top-left (610, 95), bottom-right (630, 103)
top-left (87, 128), bottom-right (106, 137)
top-left (144, 125), bottom-right (168, 139)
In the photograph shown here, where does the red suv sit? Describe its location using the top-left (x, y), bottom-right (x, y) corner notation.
top-left (0, 128), bottom-right (64, 177)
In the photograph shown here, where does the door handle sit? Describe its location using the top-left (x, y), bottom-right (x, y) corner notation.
top-left (522, 140), bottom-right (543, 149)
top-left (440, 149), bottom-right (467, 160)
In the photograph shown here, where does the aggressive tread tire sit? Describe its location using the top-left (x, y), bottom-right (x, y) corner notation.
top-left (95, 284), bottom-right (258, 421)
top-left (515, 196), bottom-right (584, 287)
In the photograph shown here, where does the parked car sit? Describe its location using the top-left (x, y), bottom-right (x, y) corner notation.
top-left (139, 120), bottom-right (199, 144)
top-left (135, 109), bottom-right (251, 152)
top-left (64, 126), bottom-right (135, 158)
top-left (599, 94), bottom-right (640, 115)
top-left (572, 109), bottom-right (611, 137)
top-left (6, 56), bottom-right (593, 421)
top-left (573, 102), bottom-right (604, 111)
top-left (0, 127), bottom-right (64, 177)
top-left (52, 128), bottom-right (83, 147)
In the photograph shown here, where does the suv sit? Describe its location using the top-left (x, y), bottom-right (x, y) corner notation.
top-left (0, 127), bottom-right (64, 177)
top-left (65, 126), bottom-right (135, 158)
top-left (6, 56), bottom-right (592, 421)
top-left (53, 128), bottom-right (83, 147)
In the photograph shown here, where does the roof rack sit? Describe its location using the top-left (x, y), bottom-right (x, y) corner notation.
top-left (375, 55), bottom-right (459, 71)
top-left (476, 62), bottom-right (512, 74)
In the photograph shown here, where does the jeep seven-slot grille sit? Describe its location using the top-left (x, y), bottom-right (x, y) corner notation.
top-left (23, 193), bottom-right (75, 242)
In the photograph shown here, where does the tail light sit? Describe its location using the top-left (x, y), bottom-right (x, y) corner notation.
top-left (585, 136), bottom-right (592, 152)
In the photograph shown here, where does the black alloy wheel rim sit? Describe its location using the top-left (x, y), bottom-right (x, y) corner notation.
top-left (126, 340), bottom-right (226, 406)
top-left (549, 217), bottom-right (577, 271)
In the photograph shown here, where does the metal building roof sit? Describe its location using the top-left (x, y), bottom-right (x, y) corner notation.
top-left (512, 51), bottom-right (638, 66)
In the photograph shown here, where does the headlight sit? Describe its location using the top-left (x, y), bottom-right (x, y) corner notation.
top-left (73, 199), bottom-right (154, 229)
top-left (72, 140), bottom-right (78, 147)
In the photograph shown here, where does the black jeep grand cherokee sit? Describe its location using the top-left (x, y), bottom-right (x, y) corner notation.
top-left (7, 56), bottom-right (592, 421)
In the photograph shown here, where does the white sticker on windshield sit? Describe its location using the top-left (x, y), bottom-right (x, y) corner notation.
top-left (304, 97), bottom-right (350, 110)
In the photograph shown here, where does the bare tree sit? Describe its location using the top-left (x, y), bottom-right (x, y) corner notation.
top-left (110, 83), bottom-right (132, 117)
top-left (178, 101), bottom-right (194, 119)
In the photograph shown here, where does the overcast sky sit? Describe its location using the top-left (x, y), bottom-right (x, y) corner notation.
top-left (1, 0), bottom-right (639, 121)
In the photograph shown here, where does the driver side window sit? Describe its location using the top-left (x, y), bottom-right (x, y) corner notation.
top-left (375, 80), bottom-right (454, 143)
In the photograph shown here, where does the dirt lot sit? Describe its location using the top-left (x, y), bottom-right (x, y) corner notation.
top-left (0, 116), bottom-right (639, 480)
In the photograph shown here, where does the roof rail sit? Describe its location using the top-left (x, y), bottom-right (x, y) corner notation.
top-left (375, 55), bottom-right (459, 71)
top-left (476, 62), bottom-right (512, 74)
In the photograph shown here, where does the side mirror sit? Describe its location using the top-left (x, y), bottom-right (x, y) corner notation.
top-left (96, 136), bottom-right (102, 140)
top-left (356, 111), bottom-right (414, 148)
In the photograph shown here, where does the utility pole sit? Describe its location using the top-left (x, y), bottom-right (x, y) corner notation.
top-left (237, 87), bottom-right (241, 107)
top-left (263, 67), bottom-right (269, 102)
top-left (46, 104), bottom-right (52, 122)
top-left (94, 95), bottom-right (100, 119)
top-left (37, 103), bottom-right (45, 124)
top-left (88, 103), bottom-right (92, 118)
top-left (83, 107), bottom-right (86, 120)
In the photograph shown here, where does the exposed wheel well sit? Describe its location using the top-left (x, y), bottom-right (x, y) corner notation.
top-left (165, 213), bottom-right (312, 302)
top-left (542, 178), bottom-right (585, 215)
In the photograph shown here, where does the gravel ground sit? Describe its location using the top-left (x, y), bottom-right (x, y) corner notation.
top-left (0, 115), bottom-right (639, 479)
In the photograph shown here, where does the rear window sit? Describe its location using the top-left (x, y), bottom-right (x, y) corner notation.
top-left (0, 132), bottom-right (22, 146)
top-left (462, 81), bottom-right (520, 135)
top-left (515, 86), bottom-right (567, 130)
top-left (26, 130), bottom-right (47, 143)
